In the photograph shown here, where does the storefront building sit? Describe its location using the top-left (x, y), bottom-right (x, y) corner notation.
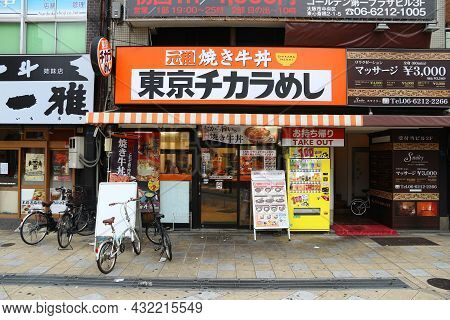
top-left (81, 0), bottom-right (450, 231)
top-left (0, 0), bottom-right (103, 218)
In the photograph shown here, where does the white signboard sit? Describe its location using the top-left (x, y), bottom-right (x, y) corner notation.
top-left (132, 69), bottom-right (332, 102)
top-left (0, 55), bottom-right (94, 124)
top-left (95, 182), bottom-right (138, 251)
top-left (251, 170), bottom-right (290, 240)
top-left (0, 163), bottom-right (8, 175)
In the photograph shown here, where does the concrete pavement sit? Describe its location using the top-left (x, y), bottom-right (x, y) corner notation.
top-left (0, 229), bottom-right (449, 300)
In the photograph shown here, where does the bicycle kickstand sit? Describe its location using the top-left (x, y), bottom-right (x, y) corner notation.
top-left (58, 243), bottom-right (74, 251)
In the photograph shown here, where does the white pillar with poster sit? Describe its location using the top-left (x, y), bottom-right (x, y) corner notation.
top-left (251, 170), bottom-right (290, 241)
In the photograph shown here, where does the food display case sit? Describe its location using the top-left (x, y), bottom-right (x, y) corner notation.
top-left (285, 147), bottom-right (331, 231)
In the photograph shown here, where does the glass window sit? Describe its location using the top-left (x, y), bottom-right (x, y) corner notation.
top-left (160, 132), bottom-right (190, 150)
top-left (160, 132), bottom-right (192, 174)
top-left (0, 23), bottom-right (20, 54)
top-left (27, 0), bottom-right (56, 16)
top-left (56, 22), bottom-right (86, 53)
top-left (26, 22), bottom-right (55, 54)
top-left (446, 30), bottom-right (450, 49)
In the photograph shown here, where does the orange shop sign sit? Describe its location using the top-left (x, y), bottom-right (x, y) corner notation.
top-left (115, 47), bottom-right (347, 106)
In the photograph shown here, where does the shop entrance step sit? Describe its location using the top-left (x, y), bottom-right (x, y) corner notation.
top-left (0, 274), bottom-right (409, 290)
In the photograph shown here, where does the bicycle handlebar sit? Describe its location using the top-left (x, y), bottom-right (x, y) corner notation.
top-left (109, 197), bottom-right (140, 207)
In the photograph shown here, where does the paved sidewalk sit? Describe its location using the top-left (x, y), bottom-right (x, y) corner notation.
top-left (0, 229), bottom-right (449, 300)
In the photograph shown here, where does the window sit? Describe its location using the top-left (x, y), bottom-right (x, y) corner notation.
top-left (0, 1), bottom-right (87, 54)
top-left (0, 23), bottom-right (20, 54)
top-left (446, 30), bottom-right (450, 49)
top-left (56, 22), bottom-right (86, 53)
top-left (27, 23), bottom-right (55, 54)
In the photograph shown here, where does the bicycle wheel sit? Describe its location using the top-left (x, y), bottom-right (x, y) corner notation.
top-left (75, 206), bottom-right (89, 233)
top-left (78, 210), bottom-right (96, 236)
top-left (57, 213), bottom-right (74, 249)
top-left (96, 241), bottom-right (117, 274)
top-left (20, 211), bottom-right (49, 245)
top-left (350, 199), bottom-right (367, 216)
top-left (145, 223), bottom-right (162, 245)
top-left (131, 229), bottom-right (141, 255)
top-left (162, 231), bottom-right (172, 261)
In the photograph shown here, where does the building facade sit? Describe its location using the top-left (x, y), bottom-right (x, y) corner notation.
top-left (0, 0), bottom-right (104, 218)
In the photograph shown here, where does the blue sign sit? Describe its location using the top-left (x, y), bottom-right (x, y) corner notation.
top-left (27, 0), bottom-right (55, 16)
top-left (0, 0), bottom-right (22, 15)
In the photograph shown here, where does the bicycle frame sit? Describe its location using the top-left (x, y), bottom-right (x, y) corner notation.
top-left (96, 200), bottom-right (138, 260)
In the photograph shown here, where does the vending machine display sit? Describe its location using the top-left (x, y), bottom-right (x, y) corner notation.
top-left (285, 147), bottom-right (331, 231)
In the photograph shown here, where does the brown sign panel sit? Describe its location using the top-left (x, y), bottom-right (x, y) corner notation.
top-left (347, 50), bottom-right (450, 107)
top-left (393, 150), bottom-right (439, 194)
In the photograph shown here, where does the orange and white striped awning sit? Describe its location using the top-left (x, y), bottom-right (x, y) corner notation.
top-left (86, 112), bottom-right (363, 127)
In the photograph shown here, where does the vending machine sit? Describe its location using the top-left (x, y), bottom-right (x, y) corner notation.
top-left (285, 147), bottom-right (331, 231)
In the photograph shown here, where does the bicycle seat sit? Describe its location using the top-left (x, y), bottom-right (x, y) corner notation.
top-left (155, 214), bottom-right (165, 219)
top-left (102, 217), bottom-right (115, 225)
top-left (41, 201), bottom-right (53, 207)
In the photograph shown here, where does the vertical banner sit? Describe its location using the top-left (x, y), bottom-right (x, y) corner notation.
top-left (109, 135), bottom-right (138, 182)
top-left (137, 132), bottom-right (161, 212)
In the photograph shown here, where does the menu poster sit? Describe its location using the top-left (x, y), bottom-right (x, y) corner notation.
top-left (52, 151), bottom-right (70, 182)
top-left (393, 150), bottom-right (439, 194)
top-left (240, 149), bottom-right (276, 175)
top-left (20, 189), bottom-right (45, 215)
top-left (24, 153), bottom-right (45, 182)
top-left (202, 125), bottom-right (278, 145)
top-left (251, 170), bottom-right (289, 230)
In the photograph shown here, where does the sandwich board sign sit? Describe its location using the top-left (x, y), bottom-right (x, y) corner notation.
top-left (251, 170), bottom-right (290, 240)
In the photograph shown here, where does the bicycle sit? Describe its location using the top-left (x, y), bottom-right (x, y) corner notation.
top-left (57, 187), bottom-right (93, 248)
top-left (350, 189), bottom-right (371, 216)
top-left (141, 191), bottom-right (172, 261)
top-left (19, 187), bottom-right (67, 245)
top-left (96, 198), bottom-right (142, 274)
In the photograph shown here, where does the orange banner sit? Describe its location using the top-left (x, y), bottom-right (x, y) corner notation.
top-left (115, 47), bottom-right (347, 106)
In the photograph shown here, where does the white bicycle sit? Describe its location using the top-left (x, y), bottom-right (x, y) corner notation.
top-left (350, 190), bottom-right (371, 216)
top-left (96, 198), bottom-right (142, 274)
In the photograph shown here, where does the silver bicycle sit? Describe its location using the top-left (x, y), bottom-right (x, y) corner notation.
top-left (96, 198), bottom-right (142, 274)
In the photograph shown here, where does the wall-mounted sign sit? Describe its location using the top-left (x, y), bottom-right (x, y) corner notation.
top-left (125, 0), bottom-right (436, 22)
top-left (115, 47), bottom-right (347, 106)
top-left (90, 37), bottom-right (113, 77)
top-left (202, 125), bottom-right (278, 144)
top-left (27, 0), bottom-right (87, 18)
top-left (282, 127), bottom-right (345, 147)
top-left (240, 149), bottom-right (276, 175)
top-left (347, 50), bottom-right (450, 107)
top-left (24, 153), bottom-right (45, 182)
top-left (0, 55), bottom-right (94, 124)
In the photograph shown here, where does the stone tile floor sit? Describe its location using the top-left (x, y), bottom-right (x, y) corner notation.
top-left (0, 229), bottom-right (449, 300)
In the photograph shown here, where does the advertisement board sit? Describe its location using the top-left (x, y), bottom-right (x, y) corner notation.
top-left (0, 55), bottom-right (94, 124)
top-left (126, 0), bottom-right (436, 22)
top-left (202, 125), bottom-right (278, 144)
top-left (282, 127), bottom-right (345, 147)
top-left (115, 47), bottom-right (346, 106)
top-left (347, 50), bottom-right (450, 107)
top-left (109, 135), bottom-right (138, 183)
top-left (251, 170), bottom-right (290, 240)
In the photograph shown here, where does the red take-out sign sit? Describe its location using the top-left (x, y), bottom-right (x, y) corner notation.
top-left (282, 127), bottom-right (345, 147)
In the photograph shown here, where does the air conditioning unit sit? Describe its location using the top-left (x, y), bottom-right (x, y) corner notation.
top-left (69, 137), bottom-right (85, 169)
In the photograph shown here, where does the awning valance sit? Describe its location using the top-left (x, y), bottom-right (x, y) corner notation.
top-left (86, 112), bottom-right (363, 127)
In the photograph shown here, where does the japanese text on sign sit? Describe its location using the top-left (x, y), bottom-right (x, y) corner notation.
top-left (126, 0), bottom-right (436, 21)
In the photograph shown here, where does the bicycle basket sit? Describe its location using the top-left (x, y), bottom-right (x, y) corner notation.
top-left (141, 212), bottom-right (155, 227)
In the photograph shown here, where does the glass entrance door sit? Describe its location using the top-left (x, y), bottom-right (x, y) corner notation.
top-left (0, 150), bottom-right (19, 216)
top-left (200, 147), bottom-right (238, 226)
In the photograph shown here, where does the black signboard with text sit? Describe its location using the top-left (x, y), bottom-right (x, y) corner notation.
top-left (347, 49), bottom-right (450, 107)
top-left (126, 0), bottom-right (437, 22)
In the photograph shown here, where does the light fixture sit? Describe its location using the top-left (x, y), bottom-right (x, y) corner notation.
top-left (374, 23), bottom-right (390, 32)
top-left (369, 108), bottom-right (373, 116)
top-left (424, 23), bottom-right (439, 33)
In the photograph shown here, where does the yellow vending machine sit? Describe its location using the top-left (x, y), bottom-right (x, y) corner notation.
top-left (285, 147), bottom-right (331, 231)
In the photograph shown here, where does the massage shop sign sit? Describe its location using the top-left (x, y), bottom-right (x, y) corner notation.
top-left (282, 127), bottom-right (345, 147)
top-left (0, 55), bottom-right (94, 124)
top-left (115, 47), bottom-right (347, 106)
